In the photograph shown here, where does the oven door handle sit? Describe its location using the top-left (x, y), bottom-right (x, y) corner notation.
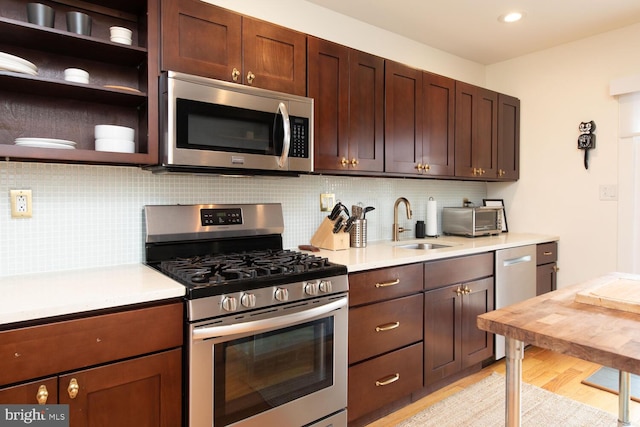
top-left (192, 297), bottom-right (346, 341)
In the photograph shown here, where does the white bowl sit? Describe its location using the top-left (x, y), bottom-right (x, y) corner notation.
top-left (64, 68), bottom-right (89, 84)
top-left (110, 36), bottom-right (132, 45)
top-left (95, 138), bottom-right (135, 153)
top-left (110, 26), bottom-right (132, 39)
top-left (94, 125), bottom-right (134, 141)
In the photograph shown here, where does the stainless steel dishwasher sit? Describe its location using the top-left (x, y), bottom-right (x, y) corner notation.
top-left (494, 245), bottom-right (537, 359)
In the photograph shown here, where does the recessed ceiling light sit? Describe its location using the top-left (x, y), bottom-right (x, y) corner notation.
top-left (498, 11), bottom-right (526, 23)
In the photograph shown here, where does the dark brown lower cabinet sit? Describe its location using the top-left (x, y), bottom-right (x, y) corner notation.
top-left (536, 241), bottom-right (559, 295)
top-left (424, 277), bottom-right (494, 386)
top-left (0, 302), bottom-right (183, 426)
top-left (348, 343), bottom-right (423, 423)
top-left (59, 349), bottom-right (182, 427)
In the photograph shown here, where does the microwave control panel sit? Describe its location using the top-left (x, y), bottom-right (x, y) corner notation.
top-left (290, 117), bottom-right (309, 158)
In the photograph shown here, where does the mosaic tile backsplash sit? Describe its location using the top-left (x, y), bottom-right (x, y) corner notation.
top-left (1, 162), bottom-right (486, 277)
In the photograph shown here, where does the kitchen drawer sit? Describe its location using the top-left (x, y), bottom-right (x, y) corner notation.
top-left (349, 294), bottom-right (423, 364)
top-left (0, 302), bottom-right (183, 386)
top-left (348, 342), bottom-right (423, 422)
top-left (349, 263), bottom-right (423, 307)
top-left (424, 252), bottom-right (494, 291)
top-left (537, 241), bottom-right (558, 265)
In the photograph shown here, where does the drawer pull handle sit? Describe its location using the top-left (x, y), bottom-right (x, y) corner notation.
top-left (67, 378), bottom-right (79, 399)
top-left (375, 321), bottom-right (400, 332)
top-left (375, 279), bottom-right (400, 288)
top-left (376, 373), bottom-right (400, 387)
top-left (36, 385), bottom-right (49, 404)
top-left (543, 251), bottom-right (553, 256)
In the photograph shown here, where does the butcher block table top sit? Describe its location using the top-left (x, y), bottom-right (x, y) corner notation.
top-left (478, 272), bottom-right (640, 376)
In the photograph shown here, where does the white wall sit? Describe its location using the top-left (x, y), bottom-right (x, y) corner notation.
top-left (485, 23), bottom-right (640, 287)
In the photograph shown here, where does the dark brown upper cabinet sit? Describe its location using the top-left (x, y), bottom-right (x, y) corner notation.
top-left (308, 37), bottom-right (384, 173)
top-left (497, 93), bottom-right (520, 180)
top-left (454, 82), bottom-right (499, 179)
top-left (384, 61), bottom-right (455, 177)
top-left (0, 0), bottom-right (158, 166)
top-left (161, 0), bottom-right (306, 96)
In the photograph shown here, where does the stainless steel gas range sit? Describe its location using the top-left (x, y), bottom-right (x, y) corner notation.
top-left (144, 203), bottom-right (348, 427)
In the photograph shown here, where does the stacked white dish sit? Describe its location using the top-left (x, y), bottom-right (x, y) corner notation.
top-left (109, 26), bottom-right (132, 45)
top-left (0, 52), bottom-right (38, 76)
top-left (64, 68), bottom-right (89, 84)
top-left (95, 125), bottom-right (135, 153)
top-left (15, 137), bottom-right (76, 149)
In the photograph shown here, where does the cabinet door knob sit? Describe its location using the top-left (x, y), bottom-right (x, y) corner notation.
top-left (454, 286), bottom-right (464, 296)
top-left (463, 285), bottom-right (471, 295)
top-left (424, 164), bottom-right (431, 172)
top-left (246, 71), bottom-right (255, 84)
top-left (340, 157), bottom-right (349, 167)
top-left (553, 266), bottom-right (560, 273)
top-left (231, 68), bottom-right (240, 82)
top-left (375, 373), bottom-right (400, 387)
top-left (36, 385), bottom-right (49, 404)
top-left (67, 378), bottom-right (79, 399)
top-left (498, 169), bottom-right (506, 177)
top-left (351, 158), bottom-right (359, 167)
top-left (416, 163), bottom-right (424, 171)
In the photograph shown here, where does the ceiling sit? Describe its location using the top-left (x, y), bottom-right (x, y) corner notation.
top-left (306, 0), bottom-right (640, 65)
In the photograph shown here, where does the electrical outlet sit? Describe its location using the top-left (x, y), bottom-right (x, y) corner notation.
top-left (320, 193), bottom-right (335, 212)
top-left (10, 189), bottom-right (32, 218)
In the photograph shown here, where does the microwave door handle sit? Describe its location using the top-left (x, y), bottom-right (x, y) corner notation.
top-left (276, 102), bottom-right (291, 168)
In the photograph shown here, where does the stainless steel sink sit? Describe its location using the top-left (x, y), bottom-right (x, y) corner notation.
top-left (396, 243), bottom-right (451, 250)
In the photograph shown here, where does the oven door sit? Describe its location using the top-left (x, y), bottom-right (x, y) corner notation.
top-left (188, 295), bottom-right (347, 427)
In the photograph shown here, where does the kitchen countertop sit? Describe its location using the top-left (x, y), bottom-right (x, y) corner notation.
top-left (0, 233), bottom-right (556, 326)
top-left (312, 232), bottom-right (558, 272)
top-left (0, 264), bottom-right (185, 326)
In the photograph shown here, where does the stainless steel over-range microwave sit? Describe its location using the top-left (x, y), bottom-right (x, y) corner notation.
top-left (153, 71), bottom-right (314, 175)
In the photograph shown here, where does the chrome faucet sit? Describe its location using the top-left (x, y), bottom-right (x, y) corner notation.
top-left (393, 197), bottom-right (412, 241)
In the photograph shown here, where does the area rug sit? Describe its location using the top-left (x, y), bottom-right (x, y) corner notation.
top-left (582, 366), bottom-right (640, 402)
top-left (396, 373), bottom-right (617, 426)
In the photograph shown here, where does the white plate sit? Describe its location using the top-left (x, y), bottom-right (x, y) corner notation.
top-left (0, 52), bottom-right (37, 71)
top-left (15, 141), bottom-right (76, 150)
top-left (16, 137), bottom-right (76, 149)
top-left (0, 59), bottom-right (38, 76)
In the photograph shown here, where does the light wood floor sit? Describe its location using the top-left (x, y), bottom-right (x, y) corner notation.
top-left (367, 346), bottom-right (640, 426)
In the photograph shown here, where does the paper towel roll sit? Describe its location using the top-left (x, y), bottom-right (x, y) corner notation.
top-left (426, 198), bottom-right (438, 236)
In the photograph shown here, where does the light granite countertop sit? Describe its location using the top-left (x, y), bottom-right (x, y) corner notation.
top-left (1, 233), bottom-right (557, 326)
top-left (308, 232), bottom-right (559, 273)
top-left (0, 264), bottom-right (185, 326)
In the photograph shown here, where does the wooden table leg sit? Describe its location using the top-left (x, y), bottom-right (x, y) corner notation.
top-left (618, 370), bottom-right (631, 426)
top-left (505, 337), bottom-right (524, 427)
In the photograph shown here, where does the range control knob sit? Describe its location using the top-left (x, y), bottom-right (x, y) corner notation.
top-left (304, 281), bottom-right (319, 296)
top-left (221, 296), bottom-right (238, 312)
top-left (241, 293), bottom-right (256, 308)
top-left (274, 288), bottom-right (289, 302)
top-left (319, 280), bottom-right (333, 294)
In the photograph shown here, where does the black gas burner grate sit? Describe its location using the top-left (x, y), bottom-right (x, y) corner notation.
top-left (159, 249), bottom-right (336, 288)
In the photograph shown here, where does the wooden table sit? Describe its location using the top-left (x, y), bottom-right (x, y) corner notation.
top-left (477, 272), bottom-right (640, 427)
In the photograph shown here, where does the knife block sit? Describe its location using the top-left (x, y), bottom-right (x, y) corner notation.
top-left (310, 218), bottom-right (350, 251)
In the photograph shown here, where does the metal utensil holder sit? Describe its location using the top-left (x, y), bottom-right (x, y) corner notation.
top-left (350, 219), bottom-right (367, 248)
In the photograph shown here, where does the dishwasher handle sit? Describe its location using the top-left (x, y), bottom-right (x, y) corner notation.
top-left (502, 255), bottom-right (532, 267)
